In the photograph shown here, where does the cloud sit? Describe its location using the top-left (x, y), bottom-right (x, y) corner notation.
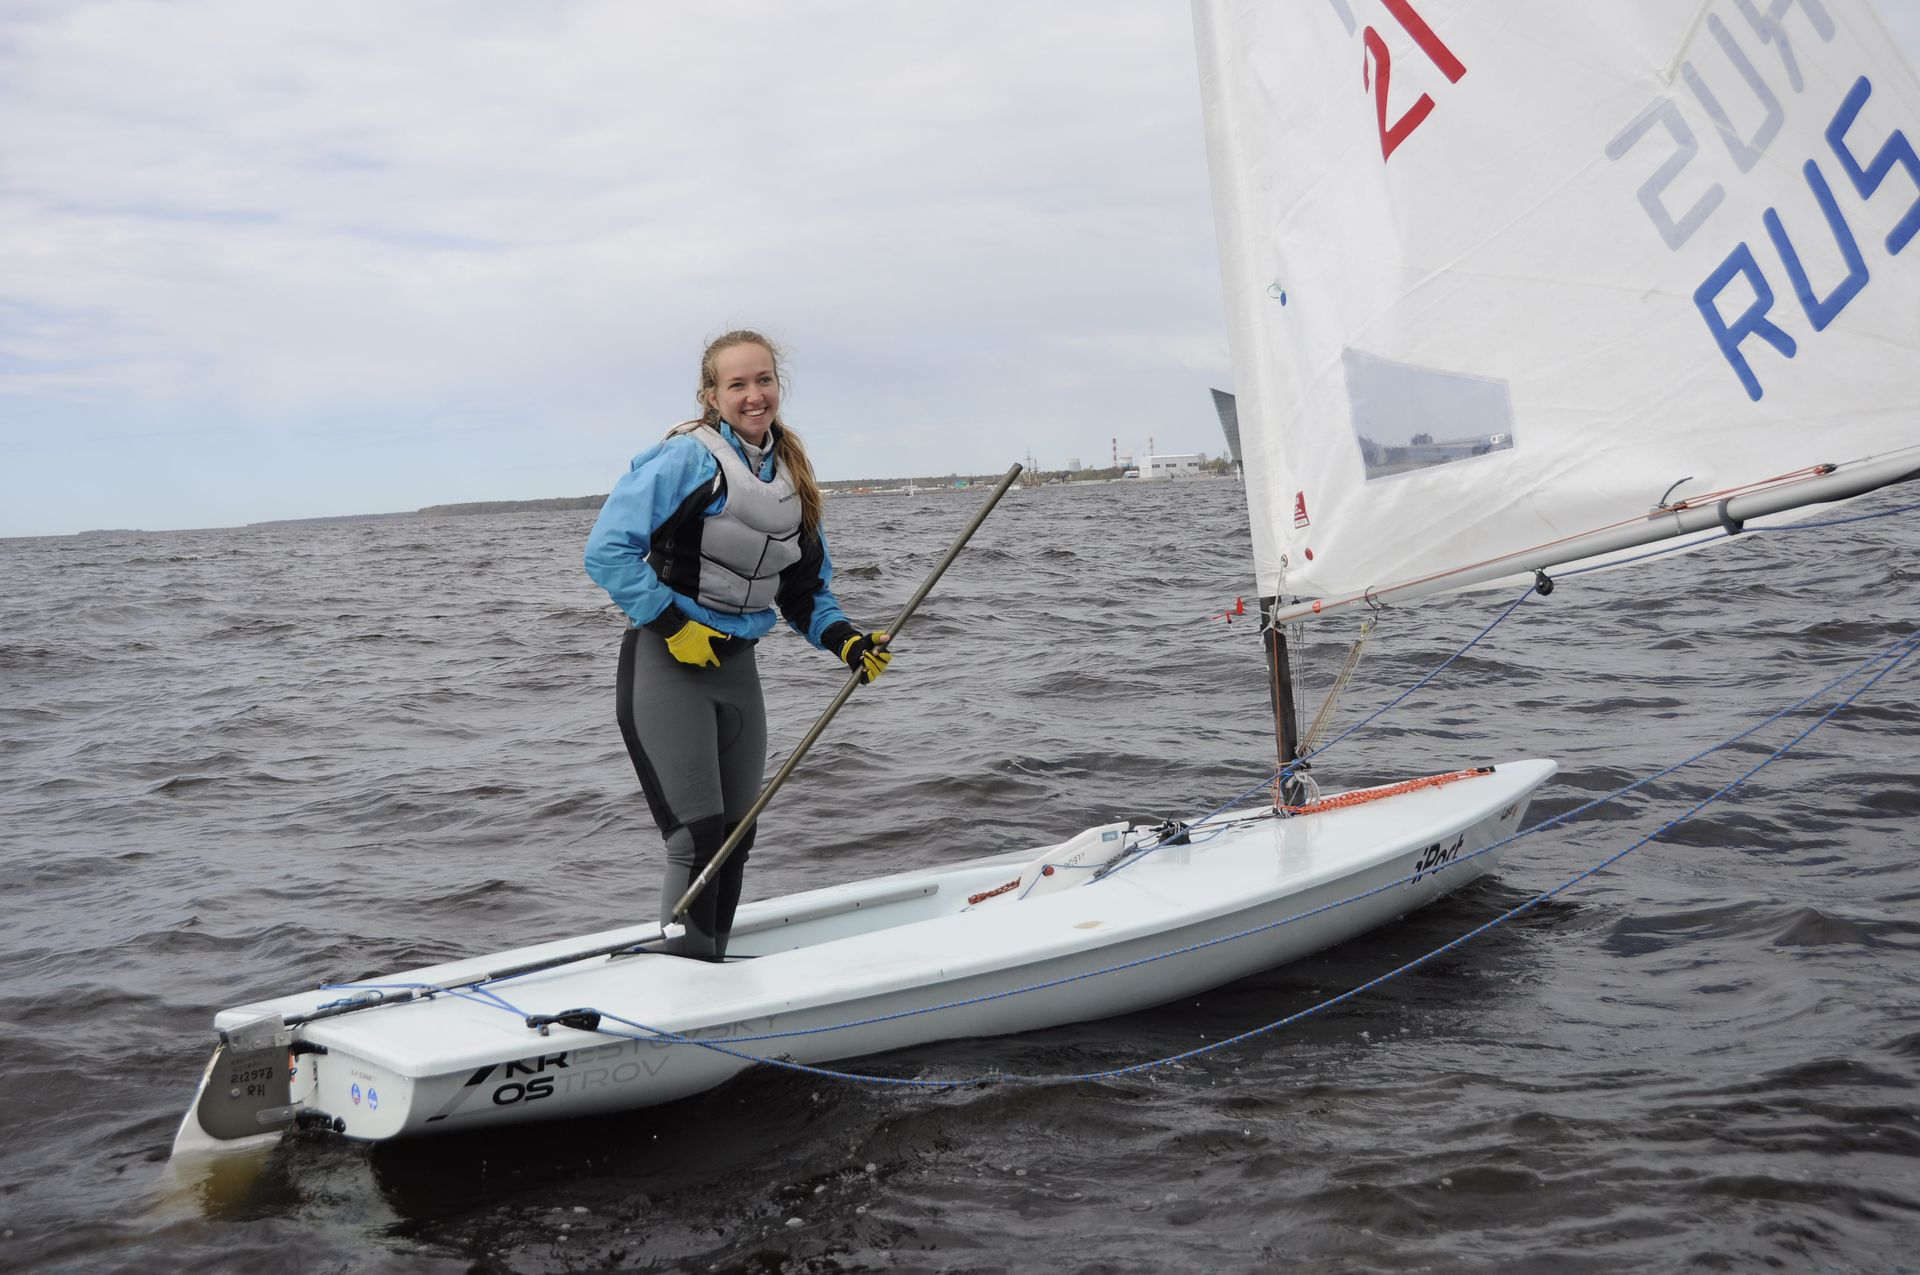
top-left (2, 1), bottom-right (1916, 534)
top-left (0, 3), bottom-right (1228, 533)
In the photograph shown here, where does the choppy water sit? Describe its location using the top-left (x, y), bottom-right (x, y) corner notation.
top-left (2, 478), bottom-right (1917, 1274)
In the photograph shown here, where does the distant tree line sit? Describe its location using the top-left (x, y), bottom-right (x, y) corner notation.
top-left (409, 457), bottom-right (1234, 520)
top-left (416, 495), bottom-right (607, 516)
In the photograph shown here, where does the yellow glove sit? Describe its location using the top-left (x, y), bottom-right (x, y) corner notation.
top-left (837, 630), bottom-right (892, 684)
top-left (663, 618), bottom-right (725, 668)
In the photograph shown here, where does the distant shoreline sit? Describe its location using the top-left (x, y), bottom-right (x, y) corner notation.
top-left (405, 466), bottom-right (1208, 519)
top-left (32, 466), bottom-right (1225, 539)
top-left (264, 467), bottom-right (1153, 526)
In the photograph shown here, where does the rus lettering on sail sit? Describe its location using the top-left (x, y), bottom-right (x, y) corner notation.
top-left (1605, 2), bottom-right (1920, 402)
top-left (1696, 75), bottom-right (1919, 400)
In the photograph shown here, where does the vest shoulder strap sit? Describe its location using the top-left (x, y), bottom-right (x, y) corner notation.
top-left (653, 436), bottom-right (725, 545)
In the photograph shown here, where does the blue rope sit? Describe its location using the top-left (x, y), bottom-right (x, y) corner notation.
top-left (1290, 494), bottom-right (1918, 768)
top-left (1746, 495), bottom-right (1920, 531)
top-left (1469, 628), bottom-right (1919, 850)
top-left (302, 502), bottom-right (1916, 1089)
top-left (1142, 582), bottom-right (1551, 851)
top-left (560, 499), bottom-right (1917, 1079)
top-left (594, 1011), bottom-right (963, 1091)
top-left (543, 623), bottom-right (1918, 1087)
top-left (311, 625), bottom-right (1918, 1047)
top-left (1078, 622), bottom-right (1920, 1081)
top-left (314, 979), bottom-right (533, 1018)
top-left (303, 625), bottom-right (1915, 1092)
top-left (1163, 773), bottom-right (1282, 834)
top-left (1295, 586), bottom-right (1537, 768)
top-left (1156, 495), bottom-right (1914, 841)
top-left (1555, 533), bottom-right (1725, 579)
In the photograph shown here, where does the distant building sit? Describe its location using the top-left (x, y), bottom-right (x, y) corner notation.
top-left (1143, 453), bottom-right (1204, 479)
top-left (1066, 457), bottom-right (1082, 472)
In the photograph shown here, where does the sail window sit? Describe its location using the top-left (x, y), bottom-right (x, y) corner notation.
top-left (1342, 348), bottom-right (1515, 482)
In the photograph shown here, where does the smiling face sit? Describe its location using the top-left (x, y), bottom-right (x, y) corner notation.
top-left (704, 341), bottom-right (781, 446)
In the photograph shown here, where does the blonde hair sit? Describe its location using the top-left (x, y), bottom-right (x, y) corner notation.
top-left (674, 329), bottom-right (824, 533)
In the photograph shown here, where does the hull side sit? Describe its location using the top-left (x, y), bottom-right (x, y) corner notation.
top-left (175, 759), bottom-right (1554, 1150)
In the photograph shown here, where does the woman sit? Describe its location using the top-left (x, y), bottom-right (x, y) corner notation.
top-left (584, 330), bottom-right (891, 960)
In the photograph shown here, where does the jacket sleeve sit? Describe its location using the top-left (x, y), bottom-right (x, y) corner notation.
top-left (583, 437), bottom-right (718, 627)
top-left (776, 523), bottom-right (853, 651)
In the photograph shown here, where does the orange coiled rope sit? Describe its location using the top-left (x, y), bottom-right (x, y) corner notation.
top-left (966, 877), bottom-right (1022, 906)
top-left (1276, 766), bottom-right (1492, 817)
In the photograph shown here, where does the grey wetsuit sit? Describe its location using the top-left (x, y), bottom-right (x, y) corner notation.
top-left (616, 626), bottom-right (766, 959)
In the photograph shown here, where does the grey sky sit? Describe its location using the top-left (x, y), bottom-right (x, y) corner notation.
top-left (3, 1), bottom-right (1917, 536)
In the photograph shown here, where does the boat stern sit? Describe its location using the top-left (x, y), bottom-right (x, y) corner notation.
top-left (173, 1009), bottom-right (432, 1157)
top-left (170, 1013), bottom-right (302, 1159)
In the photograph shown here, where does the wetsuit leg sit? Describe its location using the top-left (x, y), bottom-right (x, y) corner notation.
top-left (710, 658), bottom-right (766, 958)
top-left (661, 814), bottom-right (728, 957)
top-left (616, 629), bottom-right (767, 960)
top-left (710, 821), bottom-right (758, 960)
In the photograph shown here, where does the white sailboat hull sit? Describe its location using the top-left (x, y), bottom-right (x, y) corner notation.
top-left (173, 759), bottom-right (1555, 1154)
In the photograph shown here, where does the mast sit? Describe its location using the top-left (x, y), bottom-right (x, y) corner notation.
top-left (1260, 596), bottom-right (1306, 807)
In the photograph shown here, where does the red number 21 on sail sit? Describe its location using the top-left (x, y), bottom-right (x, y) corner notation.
top-left (1361, 0), bottom-right (1467, 161)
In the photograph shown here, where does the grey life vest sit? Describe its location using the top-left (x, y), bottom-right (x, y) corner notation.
top-left (667, 426), bottom-right (804, 615)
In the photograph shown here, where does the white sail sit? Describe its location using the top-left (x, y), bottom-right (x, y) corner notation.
top-left (1194, 0), bottom-right (1920, 617)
